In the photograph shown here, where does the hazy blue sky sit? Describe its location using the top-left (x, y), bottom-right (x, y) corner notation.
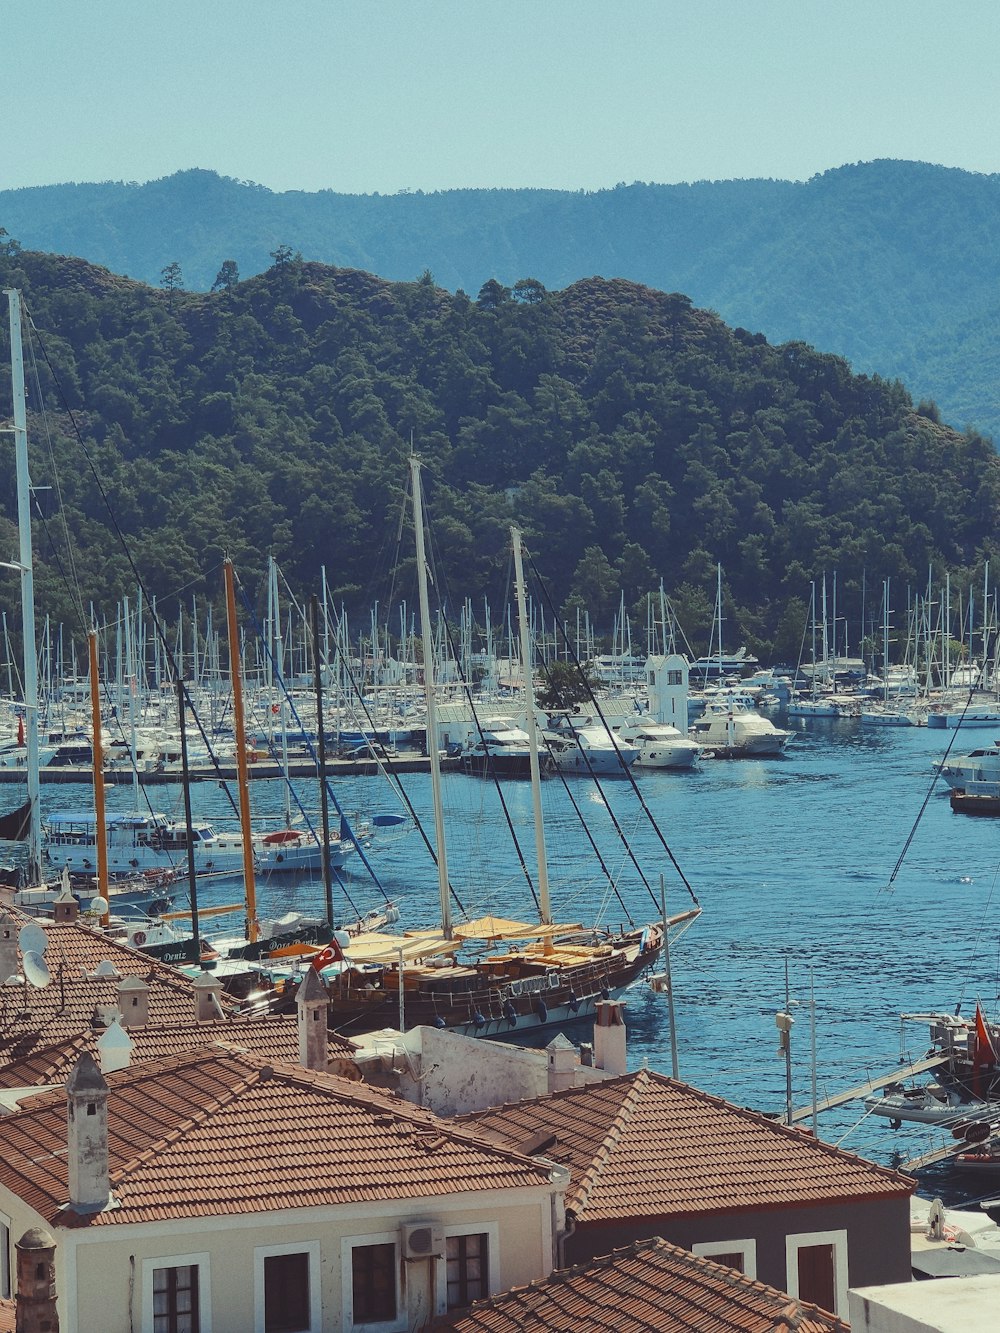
top-left (5, 1), bottom-right (997, 194)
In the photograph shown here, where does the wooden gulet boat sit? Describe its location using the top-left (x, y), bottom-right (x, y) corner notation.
top-left (312, 459), bottom-right (700, 1038)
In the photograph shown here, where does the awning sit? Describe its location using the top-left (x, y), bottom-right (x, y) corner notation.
top-left (342, 932), bottom-right (463, 964)
top-left (452, 915), bottom-right (583, 942)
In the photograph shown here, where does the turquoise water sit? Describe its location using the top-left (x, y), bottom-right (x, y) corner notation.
top-left (47, 716), bottom-right (1000, 1190)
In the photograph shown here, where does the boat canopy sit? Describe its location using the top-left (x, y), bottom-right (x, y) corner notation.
top-left (451, 915), bottom-right (583, 941)
top-left (343, 932), bottom-right (463, 963)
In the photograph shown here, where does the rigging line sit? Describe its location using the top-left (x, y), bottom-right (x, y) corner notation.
top-left (317, 601), bottom-right (470, 919)
top-left (18, 313), bottom-right (245, 822)
top-left (526, 548), bottom-right (700, 909)
top-left (437, 610), bottom-right (540, 915)
top-left (880, 694), bottom-right (975, 896)
top-left (21, 316), bottom-right (88, 634)
top-left (536, 678), bottom-right (649, 916)
top-left (234, 574), bottom-right (387, 909)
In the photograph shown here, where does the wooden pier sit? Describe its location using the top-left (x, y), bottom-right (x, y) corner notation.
top-left (790, 1053), bottom-right (949, 1122)
top-left (0, 754), bottom-right (453, 785)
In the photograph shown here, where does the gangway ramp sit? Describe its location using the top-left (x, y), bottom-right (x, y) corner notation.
top-left (790, 1053), bottom-right (949, 1123)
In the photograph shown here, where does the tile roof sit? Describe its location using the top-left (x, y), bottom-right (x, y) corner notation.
top-left (426, 1236), bottom-right (849, 1333)
top-left (458, 1069), bottom-right (913, 1222)
top-left (0, 1046), bottom-right (556, 1229)
top-left (0, 913), bottom-right (241, 1063)
top-left (0, 1016), bottom-right (357, 1090)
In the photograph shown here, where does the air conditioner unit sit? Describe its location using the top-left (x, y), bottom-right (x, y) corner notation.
top-left (401, 1222), bottom-right (445, 1260)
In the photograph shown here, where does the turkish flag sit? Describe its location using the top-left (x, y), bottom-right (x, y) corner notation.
top-left (311, 938), bottom-right (345, 971)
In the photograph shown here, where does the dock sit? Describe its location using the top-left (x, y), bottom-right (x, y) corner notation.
top-left (790, 1053), bottom-right (949, 1122)
top-left (0, 754), bottom-right (454, 785)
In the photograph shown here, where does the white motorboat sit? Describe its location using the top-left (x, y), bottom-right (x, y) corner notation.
top-left (936, 741), bottom-right (1000, 790)
top-left (43, 809), bottom-right (247, 878)
top-left (542, 717), bottom-right (639, 773)
top-left (616, 718), bottom-right (700, 769)
top-left (689, 700), bottom-right (791, 756)
top-left (255, 825), bottom-right (357, 874)
top-left (458, 718), bottom-right (540, 778)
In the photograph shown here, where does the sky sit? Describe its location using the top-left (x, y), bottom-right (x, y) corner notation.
top-left (3, 1), bottom-right (999, 195)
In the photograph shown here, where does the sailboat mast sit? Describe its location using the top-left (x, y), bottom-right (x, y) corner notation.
top-left (511, 527), bottom-right (551, 925)
top-left (5, 289), bottom-right (41, 882)
top-left (88, 630), bottom-right (110, 925)
top-left (409, 456), bottom-right (452, 938)
top-left (223, 559), bottom-right (259, 942)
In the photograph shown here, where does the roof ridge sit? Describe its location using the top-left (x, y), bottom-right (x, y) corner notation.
top-left (571, 1068), bottom-right (650, 1215)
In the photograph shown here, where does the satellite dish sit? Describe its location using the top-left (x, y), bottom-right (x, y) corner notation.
top-left (88, 897), bottom-right (110, 917)
top-left (18, 923), bottom-right (47, 957)
top-left (21, 951), bottom-right (51, 989)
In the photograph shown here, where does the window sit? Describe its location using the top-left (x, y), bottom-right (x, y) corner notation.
top-left (254, 1242), bottom-right (320, 1333)
top-left (143, 1254), bottom-right (209, 1333)
top-left (785, 1229), bottom-right (848, 1316)
top-left (692, 1238), bottom-right (757, 1278)
top-left (0, 1214), bottom-right (10, 1301)
top-left (264, 1252), bottom-right (310, 1332)
top-left (446, 1233), bottom-right (487, 1309)
top-left (352, 1243), bottom-right (397, 1323)
top-left (342, 1234), bottom-right (403, 1333)
top-left (153, 1265), bottom-right (199, 1333)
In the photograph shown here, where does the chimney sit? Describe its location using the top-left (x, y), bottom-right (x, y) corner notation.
top-left (297, 967), bottom-right (329, 1071)
top-left (546, 1033), bottom-right (577, 1093)
top-left (66, 1053), bottom-right (110, 1213)
top-left (52, 876), bottom-right (79, 924)
top-left (97, 1017), bottom-right (134, 1075)
top-left (193, 971), bottom-right (225, 1022)
top-left (15, 1227), bottom-right (59, 1333)
top-left (0, 912), bottom-right (18, 983)
top-left (117, 976), bottom-right (149, 1028)
top-left (593, 999), bottom-right (627, 1075)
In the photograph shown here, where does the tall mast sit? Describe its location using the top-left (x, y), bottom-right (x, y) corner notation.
top-left (409, 455), bottom-right (451, 938)
top-left (224, 559), bottom-right (258, 942)
top-left (512, 527), bottom-right (551, 926)
top-left (4, 290), bottom-right (41, 883)
top-left (88, 630), bottom-right (110, 925)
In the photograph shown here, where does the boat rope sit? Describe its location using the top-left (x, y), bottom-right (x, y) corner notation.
top-left (235, 578), bottom-right (388, 910)
top-left (881, 682), bottom-right (981, 895)
top-left (526, 548), bottom-right (701, 908)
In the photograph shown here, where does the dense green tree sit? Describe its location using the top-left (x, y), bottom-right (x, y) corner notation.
top-left (212, 259), bottom-right (240, 291)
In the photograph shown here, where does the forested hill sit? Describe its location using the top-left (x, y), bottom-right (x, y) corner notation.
top-left (0, 246), bottom-right (997, 663)
top-left (3, 161), bottom-right (1000, 436)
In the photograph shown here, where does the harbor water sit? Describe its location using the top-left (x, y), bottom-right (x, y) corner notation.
top-left (34, 714), bottom-right (1000, 1194)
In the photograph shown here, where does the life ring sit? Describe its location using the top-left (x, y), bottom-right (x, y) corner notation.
top-left (132, 931), bottom-right (147, 947)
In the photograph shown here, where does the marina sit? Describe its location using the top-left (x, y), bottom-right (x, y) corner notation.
top-left (9, 706), bottom-right (997, 1193)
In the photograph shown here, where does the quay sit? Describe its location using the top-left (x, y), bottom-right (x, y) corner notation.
top-left (0, 754), bottom-right (453, 785)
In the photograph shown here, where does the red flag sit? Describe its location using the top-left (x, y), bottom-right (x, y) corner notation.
top-left (975, 1003), bottom-right (996, 1066)
top-left (16, 715), bottom-right (24, 747)
top-left (311, 937), bottom-right (345, 971)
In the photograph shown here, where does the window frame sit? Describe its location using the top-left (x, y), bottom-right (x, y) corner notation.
top-left (436, 1222), bottom-right (499, 1315)
top-left (0, 1210), bottom-right (10, 1301)
top-left (341, 1232), bottom-right (404, 1333)
top-left (142, 1252), bottom-right (211, 1333)
top-left (784, 1227), bottom-right (848, 1315)
top-left (691, 1237), bottom-right (757, 1278)
top-left (254, 1240), bottom-right (321, 1333)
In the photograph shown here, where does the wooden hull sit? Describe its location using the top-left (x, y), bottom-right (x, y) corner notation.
top-left (323, 928), bottom-right (663, 1038)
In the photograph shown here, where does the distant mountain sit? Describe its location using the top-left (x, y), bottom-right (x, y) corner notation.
top-left (3, 161), bottom-right (1000, 437)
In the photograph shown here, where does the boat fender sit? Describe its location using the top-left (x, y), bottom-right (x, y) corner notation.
top-left (276, 853), bottom-right (284, 863)
top-left (568, 994), bottom-right (579, 1013)
top-left (472, 1011), bottom-right (487, 1029)
top-left (503, 1000), bottom-right (517, 1026)
top-left (601, 985), bottom-right (611, 1000)
top-left (534, 999), bottom-right (548, 1023)
top-left (130, 859), bottom-right (139, 869)
top-left (434, 1015), bottom-right (447, 1029)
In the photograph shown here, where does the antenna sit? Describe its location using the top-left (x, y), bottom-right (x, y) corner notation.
top-left (88, 896), bottom-right (110, 918)
top-left (21, 951), bottom-right (51, 989)
top-left (18, 922), bottom-right (47, 957)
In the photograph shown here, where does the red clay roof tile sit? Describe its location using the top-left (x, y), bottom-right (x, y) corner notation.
top-left (426, 1236), bottom-right (849, 1332)
top-left (458, 1069), bottom-right (913, 1221)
